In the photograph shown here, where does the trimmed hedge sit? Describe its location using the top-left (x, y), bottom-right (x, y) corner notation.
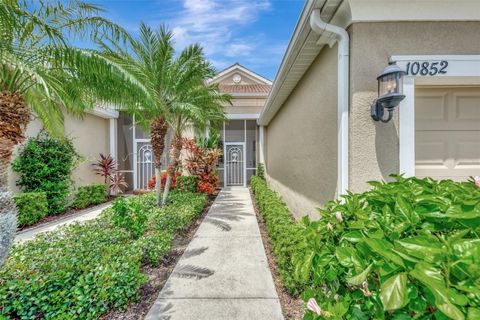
top-left (0, 191), bottom-right (208, 319)
top-left (251, 176), bottom-right (307, 294)
top-left (72, 184), bottom-right (108, 209)
top-left (14, 192), bottom-right (48, 227)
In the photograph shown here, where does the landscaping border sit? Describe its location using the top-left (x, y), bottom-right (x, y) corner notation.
top-left (249, 186), bottom-right (303, 320)
top-left (100, 192), bottom-right (218, 320)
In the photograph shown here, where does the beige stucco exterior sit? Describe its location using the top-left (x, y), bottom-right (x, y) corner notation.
top-left (8, 112), bottom-right (110, 193)
top-left (349, 21), bottom-right (480, 192)
top-left (265, 45), bottom-right (338, 219)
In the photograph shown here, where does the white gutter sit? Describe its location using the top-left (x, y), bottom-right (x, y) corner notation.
top-left (310, 9), bottom-right (349, 197)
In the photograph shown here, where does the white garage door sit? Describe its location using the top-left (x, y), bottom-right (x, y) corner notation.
top-left (415, 87), bottom-right (480, 181)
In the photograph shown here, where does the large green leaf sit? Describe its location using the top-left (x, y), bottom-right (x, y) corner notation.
top-left (347, 263), bottom-right (372, 286)
top-left (410, 262), bottom-right (465, 320)
top-left (395, 235), bottom-right (445, 263)
top-left (364, 238), bottom-right (405, 267)
top-left (380, 272), bottom-right (408, 311)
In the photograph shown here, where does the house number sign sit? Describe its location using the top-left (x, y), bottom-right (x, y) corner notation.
top-left (405, 61), bottom-right (448, 76)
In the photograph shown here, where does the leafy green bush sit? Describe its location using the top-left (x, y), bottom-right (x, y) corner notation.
top-left (176, 176), bottom-right (198, 193)
top-left (296, 176), bottom-right (480, 320)
top-left (0, 220), bottom-right (146, 319)
top-left (12, 134), bottom-right (79, 214)
top-left (13, 192), bottom-right (48, 227)
top-left (0, 190), bottom-right (209, 319)
top-left (256, 163), bottom-right (265, 179)
top-left (111, 196), bottom-right (148, 239)
top-left (251, 176), bottom-right (307, 294)
top-left (73, 184), bottom-right (108, 209)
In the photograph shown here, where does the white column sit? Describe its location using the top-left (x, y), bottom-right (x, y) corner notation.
top-left (399, 76), bottom-right (415, 177)
top-left (109, 118), bottom-right (117, 163)
top-left (259, 125), bottom-right (265, 164)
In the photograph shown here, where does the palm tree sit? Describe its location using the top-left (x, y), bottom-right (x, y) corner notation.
top-left (100, 24), bottom-right (229, 206)
top-left (0, 0), bottom-right (138, 266)
top-left (160, 51), bottom-right (229, 205)
top-left (99, 24), bottom-right (176, 205)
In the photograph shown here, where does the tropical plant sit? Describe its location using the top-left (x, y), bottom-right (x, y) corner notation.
top-left (196, 130), bottom-right (221, 150)
top-left (183, 138), bottom-right (222, 195)
top-left (93, 153), bottom-right (116, 184)
top-left (12, 134), bottom-right (79, 214)
top-left (110, 171), bottom-right (128, 194)
top-left (99, 24), bottom-right (174, 206)
top-left (294, 175), bottom-right (480, 320)
top-left (147, 171), bottom-right (181, 190)
top-left (0, 0), bottom-right (135, 266)
top-left (160, 54), bottom-right (229, 204)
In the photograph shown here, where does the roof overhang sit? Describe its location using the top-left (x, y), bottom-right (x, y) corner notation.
top-left (258, 0), bottom-right (480, 126)
top-left (88, 106), bottom-right (119, 119)
top-left (258, 0), bottom-right (344, 126)
top-left (207, 63), bottom-right (273, 85)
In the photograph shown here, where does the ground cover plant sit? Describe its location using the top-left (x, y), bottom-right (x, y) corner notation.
top-left (12, 135), bottom-right (79, 214)
top-left (13, 192), bottom-right (48, 227)
top-left (251, 175), bottom-right (480, 320)
top-left (0, 191), bottom-right (207, 319)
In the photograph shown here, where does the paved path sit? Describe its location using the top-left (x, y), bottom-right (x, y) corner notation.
top-left (146, 187), bottom-right (284, 320)
top-left (15, 202), bottom-right (111, 242)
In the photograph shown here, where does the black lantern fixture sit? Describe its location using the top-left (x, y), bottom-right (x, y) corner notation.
top-left (371, 63), bottom-right (406, 123)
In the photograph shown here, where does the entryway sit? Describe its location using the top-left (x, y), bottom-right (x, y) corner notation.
top-left (225, 143), bottom-right (245, 186)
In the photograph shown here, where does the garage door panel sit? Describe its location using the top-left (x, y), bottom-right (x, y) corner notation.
top-left (415, 93), bottom-right (448, 129)
top-left (415, 132), bottom-right (449, 168)
top-left (453, 132), bottom-right (480, 168)
top-left (415, 87), bottom-right (480, 181)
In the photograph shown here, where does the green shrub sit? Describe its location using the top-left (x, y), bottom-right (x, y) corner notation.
top-left (12, 134), bottom-right (79, 214)
top-left (256, 163), bottom-right (265, 179)
top-left (176, 176), bottom-right (198, 193)
top-left (0, 190), bottom-right (209, 319)
top-left (296, 176), bottom-right (480, 320)
top-left (13, 192), bottom-right (48, 227)
top-left (251, 176), bottom-right (307, 294)
top-left (111, 196), bottom-right (148, 239)
top-left (73, 184), bottom-right (108, 209)
top-left (0, 220), bottom-right (146, 319)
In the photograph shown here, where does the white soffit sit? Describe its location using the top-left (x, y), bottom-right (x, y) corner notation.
top-left (348, 0), bottom-right (480, 22)
top-left (259, 0), bottom-right (339, 126)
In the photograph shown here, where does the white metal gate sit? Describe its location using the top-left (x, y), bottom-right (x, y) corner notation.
top-left (135, 140), bottom-right (155, 190)
top-left (225, 143), bottom-right (245, 186)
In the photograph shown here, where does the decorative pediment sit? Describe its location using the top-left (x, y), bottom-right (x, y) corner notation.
top-left (208, 63), bottom-right (272, 96)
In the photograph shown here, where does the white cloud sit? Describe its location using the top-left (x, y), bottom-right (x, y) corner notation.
top-left (167, 0), bottom-right (272, 70)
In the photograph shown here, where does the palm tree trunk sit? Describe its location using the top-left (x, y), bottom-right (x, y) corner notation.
top-left (161, 133), bottom-right (183, 206)
top-left (150, 116), bottom-right (168, 206)
top-left (0, 90), bottom-right (30, 266)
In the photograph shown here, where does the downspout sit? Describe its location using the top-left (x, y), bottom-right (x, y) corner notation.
top-left (310, 9), bottom-right (349, 197)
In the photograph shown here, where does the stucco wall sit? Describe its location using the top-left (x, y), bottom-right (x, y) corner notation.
top-left (349, 21), bottom-right (480, 193)
top-left (8, 112), bottom-right (109, 193)
top-left (265, 45), bottom-right (338, 219)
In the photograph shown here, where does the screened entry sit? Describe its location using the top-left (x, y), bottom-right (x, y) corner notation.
top-left (219, 120), bottom-right (258, 186)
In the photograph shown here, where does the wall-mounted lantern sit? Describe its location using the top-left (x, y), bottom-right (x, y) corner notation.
top-left (371, 64), bottom-right (406, 123)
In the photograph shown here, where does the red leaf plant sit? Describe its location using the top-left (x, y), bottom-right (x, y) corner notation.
top-left (147, 171), bottom-right (181, 190)
top-left (183, 138), bottom-right (221, 195)
top-left (93, 153), bottom-right (116, 184)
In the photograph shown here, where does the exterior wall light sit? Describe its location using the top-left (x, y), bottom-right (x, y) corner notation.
top-left (371, 64), bottom-right (406, 123)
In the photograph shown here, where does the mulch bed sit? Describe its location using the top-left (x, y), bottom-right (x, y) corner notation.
top-left (17, 196), bottom-right (116, 232)
top-left (101, 191), bottom-right (218, 320)
top-left (249, 188), bottom-right (304, 320)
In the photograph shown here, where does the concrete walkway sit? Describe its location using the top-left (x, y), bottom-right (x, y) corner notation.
top-left (146, 187), bottom-right (284, 320)
top-left (15, 202), bottom-right (111, 242)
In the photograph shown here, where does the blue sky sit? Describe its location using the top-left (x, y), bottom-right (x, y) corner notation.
top-left (91, 0), bottom-right (305, 81)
